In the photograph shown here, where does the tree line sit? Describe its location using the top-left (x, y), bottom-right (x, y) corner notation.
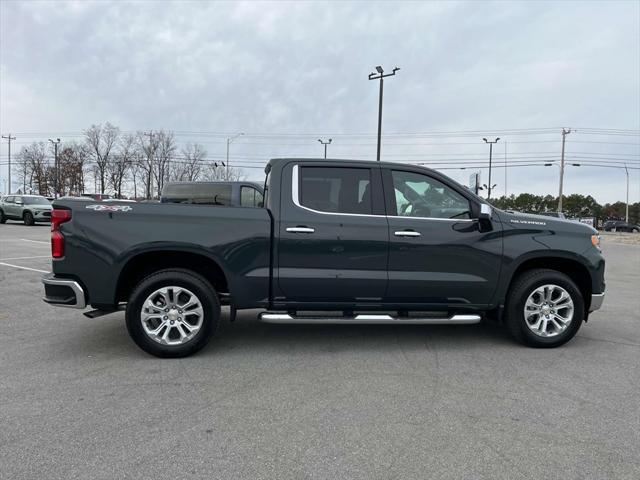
top-left (490, 193), bottom-right (639, 224)
top-left (13, 122), bottom-right (243, 199)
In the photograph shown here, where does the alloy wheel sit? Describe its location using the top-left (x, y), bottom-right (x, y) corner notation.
top-left (523, 284), bottom-right (574, 338)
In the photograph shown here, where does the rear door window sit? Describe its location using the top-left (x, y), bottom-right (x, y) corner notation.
top-left (299, 167), bottom-right (372, 214)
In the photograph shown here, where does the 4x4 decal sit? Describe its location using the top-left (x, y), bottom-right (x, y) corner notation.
top-left (85, 204), bottom-right (133, 212)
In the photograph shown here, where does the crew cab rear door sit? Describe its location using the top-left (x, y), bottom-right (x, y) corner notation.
top-left (382, 167), bottom-right (502, 308)
top-left (276, 162), bottom-right (388, 303)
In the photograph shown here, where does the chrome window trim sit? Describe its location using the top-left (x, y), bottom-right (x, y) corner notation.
top-left (291, 164), bottom-right (382, 218)
top-left (292, 164), bottom-right (475, 222)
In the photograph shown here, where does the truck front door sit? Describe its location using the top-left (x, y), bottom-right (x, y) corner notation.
top-left (277, 163), bottom-right (388, 304)
top-left (383, 168), bottom-right (502, 308)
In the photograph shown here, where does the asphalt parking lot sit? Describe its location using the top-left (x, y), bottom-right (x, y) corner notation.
top-left (1, 222), bottom-right (639, 480)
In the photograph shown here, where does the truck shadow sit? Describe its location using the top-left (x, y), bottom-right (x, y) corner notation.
top-left (66, 309), bottom-right (515, 359)
top-left (208, 310), bottom-right (514, 354)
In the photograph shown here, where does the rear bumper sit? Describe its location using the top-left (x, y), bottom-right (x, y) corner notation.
top-left (590, 292), bottom-right (605, 312)
top-left (42, 273), bottom-right (86, 309)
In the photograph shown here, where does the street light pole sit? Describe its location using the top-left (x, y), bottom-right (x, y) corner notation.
top-left (226, 132), bottom-right (244, 179)
top-left (558, 128), bottom-right (571, 213)
top-left (2, 133), bottom-right (16, 194)
top-left (317, 138), bottom-right (332, 159)
top-left (368, 66), bottom-right (400, 161)
top-left (482, 137), bottom-right (500, 200)
top-left (48, 138), bottom-right (61, 199)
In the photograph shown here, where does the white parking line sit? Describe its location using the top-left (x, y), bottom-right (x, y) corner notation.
top-left (20, 239), bottom-right (49, 245)
top-left (0, 255), bottom-right (50, 261)
top-left (0, 261), bottom-right (48, 273)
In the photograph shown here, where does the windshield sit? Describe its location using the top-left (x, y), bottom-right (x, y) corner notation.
top-left (23, 196), bottom-right (50, 205)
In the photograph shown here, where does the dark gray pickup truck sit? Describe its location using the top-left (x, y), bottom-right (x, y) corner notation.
top-left (42, 158), bottom-right (605, 357)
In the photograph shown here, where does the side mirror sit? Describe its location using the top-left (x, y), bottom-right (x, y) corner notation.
top-left (478, 203), bottom-right (492, 220)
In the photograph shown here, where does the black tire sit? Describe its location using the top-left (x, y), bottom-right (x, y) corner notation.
top-left (505, 269), bottom-right (584, 348)
top-left (125, 268), bottom-right (220, 358)
top-left (0, 209), bottom-right (6, 224)
top-left (23, 211), bottom-right (35, 226)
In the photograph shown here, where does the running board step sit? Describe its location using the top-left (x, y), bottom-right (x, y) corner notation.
top-left (258, 313), bottom-right (481, 325)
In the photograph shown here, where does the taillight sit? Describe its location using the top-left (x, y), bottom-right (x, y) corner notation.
top-left (51, 209), bottom-right (72, 258)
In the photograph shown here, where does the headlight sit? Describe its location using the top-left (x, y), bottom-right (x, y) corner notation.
top-left (591, 234), bottom-right (601, 249)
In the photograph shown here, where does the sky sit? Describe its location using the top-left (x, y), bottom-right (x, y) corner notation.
top-left (1, 0), bottom-right (639, 204)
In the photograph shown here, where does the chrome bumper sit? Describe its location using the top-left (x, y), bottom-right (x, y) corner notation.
top-left (42, 274), bottom-right (86, 309)
top-left (589, 293), bottom-right (605, 312)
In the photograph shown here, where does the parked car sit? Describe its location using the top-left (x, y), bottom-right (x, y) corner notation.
top-left (603, 220), bottom-right (640, 233)
top-left (602, 220), bottom-right (640, 233)
top-left (0, 194), bottom-right (52, 225)
top-left (160, 181), bottom-right (264, 207)
top-left (42, 158), bottom-right (605, 357)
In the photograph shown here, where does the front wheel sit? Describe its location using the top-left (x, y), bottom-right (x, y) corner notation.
top-left (505, 269), bottom-right (584, 348)
top-left (23, 211), bottom-right (35, 226)
top-left (125, 268), bottom-right (220, 358)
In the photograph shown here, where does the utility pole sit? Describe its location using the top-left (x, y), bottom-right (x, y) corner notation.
top-left (2, 134), bottom-right (16, 194)
top-left (624, 164), bottom-right (629, 222)
top-left (482, 137), bottom-right (500, 200)
top-left (317, 138), bottom-right (332, 159)
top-left (368, 66), bottom-right (400, 161)
top-left (48, 138), bottom-right (61, 198)
top-left (144, 131), bottom-right (154, 199)
top-left (558, 128), bottom-right (571, 213)
top-left (226, 132), bottom-right (244, 180)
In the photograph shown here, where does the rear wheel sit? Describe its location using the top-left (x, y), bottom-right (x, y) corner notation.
top-left (505, 269), bottom-right (584, 348)
top-left (23, 211), bottom-right (34, 226)
top-left (0, 209), bottom-right (6, 224)
top-left (125, 268), bottom-right (220, 358)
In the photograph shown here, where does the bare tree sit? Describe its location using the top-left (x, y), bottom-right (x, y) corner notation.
top-left (175, 143), bottom-right (206, 181)
top-left (129, 151), bottom-right (144, 199)
top-left (17, 142), bottom-right (48, 194)
top-left (136, 131), bottom-right (158, 199)
top-left (153, 130), bottom-right (177, 194)
top-left (55, 142), bottom-right (89, 196)
top-left (203, 164), bottom-right (245, 181)
top-left (85, 122), bottom-right (120, 194)
top-left (108, 134), bottom-right (136, 198)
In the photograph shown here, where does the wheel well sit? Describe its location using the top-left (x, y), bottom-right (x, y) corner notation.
top-left (116, 251), bottom-right (229, 303)
top-left (509, 257), bottom-right (592, 310)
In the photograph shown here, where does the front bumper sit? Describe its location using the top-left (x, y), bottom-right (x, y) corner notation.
top-left (589, 292), bottom-right (605, 312)
top-left (42, 273), bottom-right (86, 309)
top-left (33, 211), bottom-right (52, 222)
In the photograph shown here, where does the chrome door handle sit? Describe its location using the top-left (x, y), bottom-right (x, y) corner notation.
top-left (394, 230), bottom-right (421, 237)
top-left (286, 226), bottom-right (315, 233)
